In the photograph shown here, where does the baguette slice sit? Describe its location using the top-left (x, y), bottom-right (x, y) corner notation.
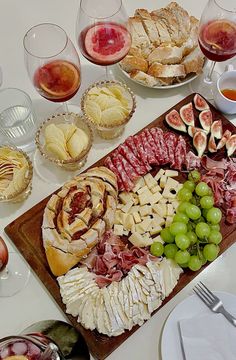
top-left (148, 62), bottom-right (186, 78)
top-left (182, 47), bottom-right (205, 74)
top-left (120, 55), bottom-right (148, 73)
top-left (147, 45), bottom-right (183, 65)
top-left (130, 70), bottom-right (161, 87)
top-left (135, 9), bottom-right (161, 46)
top-left (128, 17), bottom-right (150, 49)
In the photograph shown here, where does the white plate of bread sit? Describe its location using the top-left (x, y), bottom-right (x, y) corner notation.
top-left (119, 2), bottom-right (205, 89)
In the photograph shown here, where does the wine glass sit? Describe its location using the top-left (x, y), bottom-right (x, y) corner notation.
top-left (76, 0), bottom-right (131, 79)
top-left (0, 237), bottom-right (30, 297)
top-left (23, 23), bottom-right (81, 115)
top-left (190, 0), bottom-right (236, 99)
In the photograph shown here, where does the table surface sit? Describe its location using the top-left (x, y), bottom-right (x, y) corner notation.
top-left (0, 1), bottom-right (236, 359)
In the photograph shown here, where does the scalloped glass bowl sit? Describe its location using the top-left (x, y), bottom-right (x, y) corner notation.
top-left (35, 112), bottom-right (93, 171)
top-left (81, 80), bottom-right (136, 139)
top-left (0, 145), bottom-right (33, 203)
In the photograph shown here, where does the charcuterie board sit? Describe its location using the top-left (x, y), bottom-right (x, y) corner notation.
top-left (5, 94), bottom-right (236, 360)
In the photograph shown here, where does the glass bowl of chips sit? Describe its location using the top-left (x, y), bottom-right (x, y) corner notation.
top-left (81, 80), bottom-right (136, 139)
top-left (0, 145), bottom-right (33, 203)
top-left (35, 112), bottom-right (93, 171)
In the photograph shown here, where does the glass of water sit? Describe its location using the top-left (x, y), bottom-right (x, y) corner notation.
top-left (0, 88), bottom-right (37, 152)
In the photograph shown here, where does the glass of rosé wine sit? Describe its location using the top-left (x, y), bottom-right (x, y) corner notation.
top-left (23, 23), bottom-right (81, 116)
top-left (76, 0), bottom-right (131, 80)
top-left (0, 237), bottom-right (30, 297)
top-left (191, 0), bottom-right (236, 99)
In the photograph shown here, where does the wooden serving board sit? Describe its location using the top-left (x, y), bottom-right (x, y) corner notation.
top-left (5, 94), bottom-right (236, 360)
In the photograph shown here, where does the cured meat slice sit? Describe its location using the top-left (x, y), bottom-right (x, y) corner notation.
top-left (188, 126), bottom-right (207, 138)
top-left (150, 127), bottom-right (169, 164)
top-left (226, 134), bottom-right (236, 157)
top-left (140, 132), bottom-right (158, 165)
top-left (133, 135), bottom-right (151, 171)
top-left (104, 156), bottom-right (125, 191)
top-left (193, 131), bottom-right (207, 157)
top-left (217, 129), bottom-right (232, 150)
top-left (118, 144), bottom-right (146, 175)
top-left (174, 136), bottom-right (187, 170)
top-left (211, 120), bottom-right (222, 139)
top-left (185, 151), bottom-right (201, 170)
top-left (199, 110), bottom-right (212, 134)
top-left (112, 154), bottom-right (134, 192)
top-left (208, 133), bottom-right (217, 153)
top-left (144, 129), bottom-right (160, 164)
top-left (117, 153), bottom-right (139, 182)
top-left (164, 132), bottom-right (178, 167)
top-left (180, 102), bottom-right (195, 126)
top-left (165, 109), bottom-right (187, 132)
top-left (125, 136), bottom-right (139, 158)
top-left (193, 94), bottom-right (209, 111)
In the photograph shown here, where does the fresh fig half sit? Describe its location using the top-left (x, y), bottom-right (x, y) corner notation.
top-left (180, 102), bottom-right (195, 126)
top-left (193, 94), bottom-right (209, 111)
top-left (226, 134), bottom-right (236, 157)
top-left (199, 110), bottom-right (213, 134)
top-left (217, 129), bottom-right (232, 150)
top-left (208, 133), bottom-right (217, 153)
top-left (188, 126), bottom-right (207, 138)
top-left (165, 109), bottom-right (187, 132)
top-left (193, 130), bottom-right (207, 157)
top-left (211, 120), bottom-right (223, 139)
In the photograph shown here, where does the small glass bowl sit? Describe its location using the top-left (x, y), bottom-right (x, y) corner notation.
top-left (35, 112), bottom-right (93, 171)
top-left (0, 145), bottom-right (33, 203)
top-left (81, 80), bottom-right (136, 139)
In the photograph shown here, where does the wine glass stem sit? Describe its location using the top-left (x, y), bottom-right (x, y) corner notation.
top-left (204, 61), bottom-right (216, 84)
top-left (0, 267), bottom-right (9, 280)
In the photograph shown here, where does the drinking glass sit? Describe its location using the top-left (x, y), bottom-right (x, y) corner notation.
top-left (23, 23), bottom-right (81, 115)
top-left (76, 0), bottom-right (131, 79)
top-left (0, 237), bottom-right (30, 297)
top-left (190, 0), bottom-right (236, 99)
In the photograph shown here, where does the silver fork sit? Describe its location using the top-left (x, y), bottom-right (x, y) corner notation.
top-left (193, 281), bottom-right (236, 327)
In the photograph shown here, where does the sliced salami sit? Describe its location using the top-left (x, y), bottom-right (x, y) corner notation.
top-left (133, 135), bottom-right (151, 171)
top-left (112, 154), bottom-right (134, 192)
top-left (150, 127), bottom-right (169, 164)
top-left (174, 135), bottom-right (187, 170)
top-left (140, 132), bottom-right (158, 165)
top-left (104, 156), bottom-right (125, 191)
top-left (164, 132), bottom-right (178, 167)
top-left (117, 153), bottom-right (139, 182)
top-left (118, 144), bottom-right (146, 175)
top-left (144, 129), bottom-right (160, 164)
top-left (125, 136), bottom-right (139, 158)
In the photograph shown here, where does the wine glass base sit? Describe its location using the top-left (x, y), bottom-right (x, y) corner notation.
top-left (0, 253), bottom-right (30, 297)
top-left (189, 70), bottom-right (220, 100)
top-left (33, 149), bottom-right (80, 185)
top-left (55, 104), bottom-right (82, 115)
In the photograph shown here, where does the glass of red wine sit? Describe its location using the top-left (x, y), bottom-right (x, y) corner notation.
top-left (76, 0), bottom-right (131, 79)
top-left (0, 237), bottom-right (30, 297)
top-left (190, 0), bottom-right (236, 99)
top-left (23, 23), bottom-right (81, 115)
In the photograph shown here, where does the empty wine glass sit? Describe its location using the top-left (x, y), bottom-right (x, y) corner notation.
top-left (190, 0), bottom-right (236, 99)
top-left (76, 0), bottom-right (131, 79)
top-left (23, 23), bottom-right (81, 115)
top-left (0, 237), bottom-right (30, 297)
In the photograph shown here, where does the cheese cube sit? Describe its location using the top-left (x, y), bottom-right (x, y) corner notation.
top-left (150, 225), bottom-right (162, 236)
top-left (124, 214), bottom-right (135, 231)
top-left (114, 210), bottom-right (123, 224)
top-left (123, 229), bottom-right (129, 236)
top-left (162, 177), bottom-right (180, 199)
top-left (135, 223), bottom-right (145, 234)
top-left (151, 184), bottom-right (162, 193)
top-left (119, 192), bottom-right (133, 204)
top-left (177, 183), bottom-right (183, 191)
top-left (150, 191), bottom-right (162, 205)
top-left (139, 217), bottom-right (152, 232)
top-left (129, 205), bottom-right (140, 214)
top-left (137, 185), bottom-right (149, 195)
top-left (165, 215), bottom-right (174, 227)
top-left (165, 170), bottom-right (179, 177)
top-left (167, 204), bottom-right (174, 216)
top-left (132, 193), bottom-right (139, 205)
top-left (152, 235), bottom-right (164, 244)
top-left (117, 203), bottom-right (123, 209)
top-left (142, 233), bottom-right (153, 244)
top-left (133, 211), bottom-right (141, 224)
top-left (138, 189), bottom-right (153, 205)
top-left (139, 205), bottom-right (152, 217)
top-left (160, 175), bottom-right (167, 188)
top-left (144, 173), bottom-right (158, 189)
top-left (121, 200), bottom-right (133, 213)
top-left (152, 203), bottom-right (167, 217)
top-left (159, 197), bottom-right (168, 204)
top-left (129, 232), bottom-right (153, 247)
top-left (152, 214), bottom-right (165, 227)
top-left (171, 200), bottom-right (179, 210)
top-left (114, 224), bottom-right (124, 236)
top-left (132, 177), bottom-right (145, 193)
top-left (154, 168), bottom-right (165, 181)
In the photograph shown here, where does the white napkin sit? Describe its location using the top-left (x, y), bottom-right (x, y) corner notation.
top-left (179, 313), bottom-right (236, 360)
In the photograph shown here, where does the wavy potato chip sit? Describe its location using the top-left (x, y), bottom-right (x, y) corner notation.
top-left (67, 129), bottom-right (88, 158)
top-left (85, 100), bottom-right (102, 124)
top-left (100, 106), bottom-right (126, 125)
top-left (57, 123), bottom-right (77, 142)
top-left (46, 142), bottom-right (70, 160)
top-left (45, 124), bottom-right (66, 146)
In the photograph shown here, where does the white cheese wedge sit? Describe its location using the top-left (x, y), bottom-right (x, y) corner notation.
top-left (124, 214), bottom-right (135, 231)
top-left (152, 214), bottom-right (165, 226)
top-left (167, 204), bottom-right (174, 216)
top-left (160, 175), bottom-right (167, 188)
top-left (129, 232), bottom-right (153, 247)
top-left (152, 203), bottom-right (167, 217)
top-left (165, 215), bottom-right (174, 227)
top-left (132, 177), bottom-right (145, 193)
top-left (154, 168), bottom-right (165, 181)
top-left (150, 191), bottom-right (162, 205)
top-left (152, 235), bottom-right (164, 244)
top-left (113, 224), bottom-right (124, 236)
top-left (133, 211), bottom-right (141, 223)
top-left (119, 192), bottom-right (134, 204)
top-left (121, 200), bottom-right (134, 213)
top-left (138, 188), bottom-right (153, 205)
top-left (150, 225), bottom-right (162, 236)
top-left (139, 205), bottom-right (152, 217)
top-left (151, 184), bottom-right (162, 193)
top-left (165, 170), bottom-right (179, 177)
top-left (129, 205), bottom-right (140, 214)
top-left (144, 173), bottom-right (158, 189)
top-left (137, 185), bottom-right (149, 195)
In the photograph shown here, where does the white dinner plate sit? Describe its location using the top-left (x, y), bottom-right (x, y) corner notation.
top-left (161, 291), bottom-right (236, 360)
